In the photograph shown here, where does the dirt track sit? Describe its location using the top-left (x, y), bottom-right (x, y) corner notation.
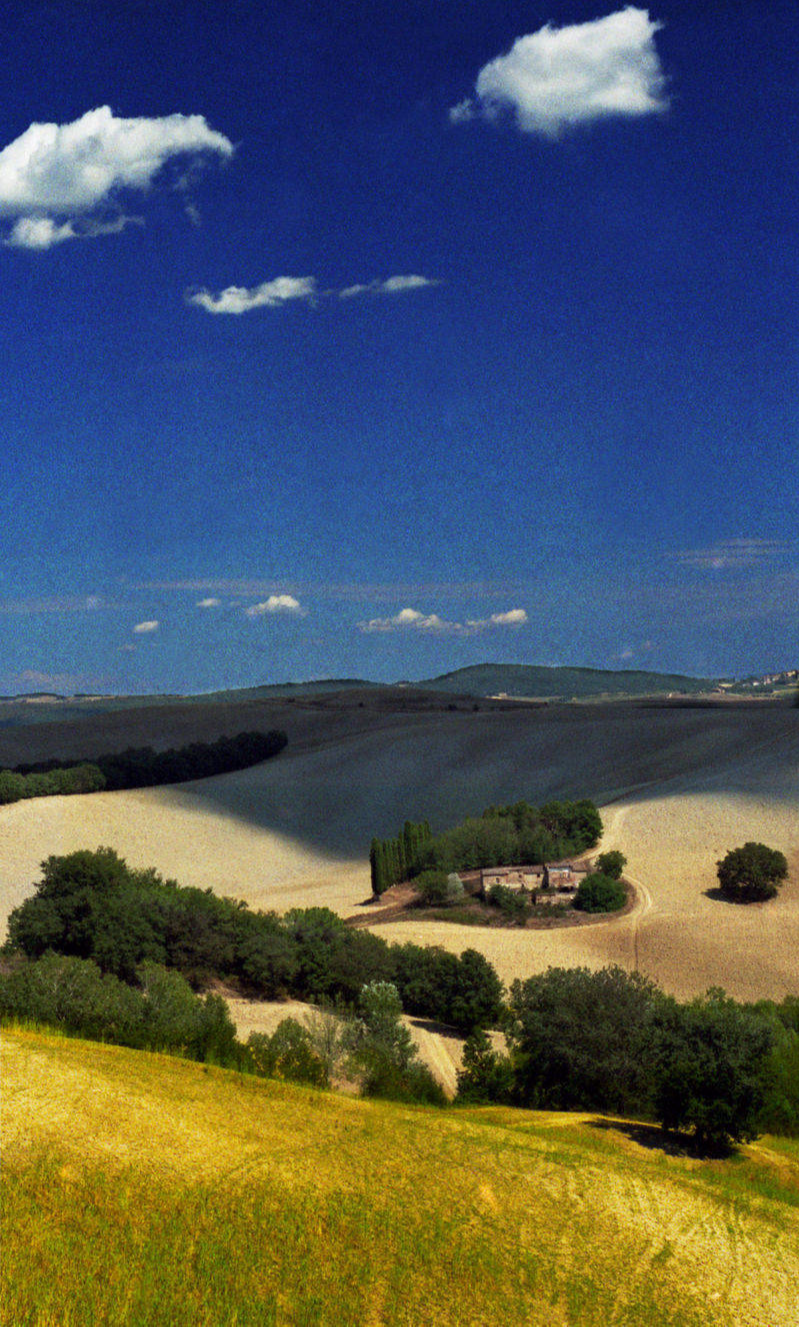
top-left (1, 694), bottom-right (796, 1001)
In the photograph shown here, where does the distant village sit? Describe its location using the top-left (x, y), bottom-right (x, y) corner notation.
top-left (719, 668), bottom-right (798, 695)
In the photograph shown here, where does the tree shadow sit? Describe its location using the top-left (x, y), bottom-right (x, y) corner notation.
top-left (589, 1117), bottom-right (733, 1159)
top-left (704, 887), bottom-right (736, 903)
top-left (703, 887), bottom-right (773, 905)
top-left (405, 1015), bottom-right (462, 1038)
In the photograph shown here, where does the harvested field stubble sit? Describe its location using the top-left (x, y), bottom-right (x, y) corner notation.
top-left (4, 1030), bottom-right (799, 1327)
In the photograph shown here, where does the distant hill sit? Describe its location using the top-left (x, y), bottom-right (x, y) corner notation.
top-left (0, 664), bottom-right (725, 731)
top-left (196, 678), bottom-right (379, 702)
top-left (417, 663), bottom-right (718, 700)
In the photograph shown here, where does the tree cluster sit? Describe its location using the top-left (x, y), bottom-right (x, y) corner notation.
top-left (457, 965), bottom-right (797, 1151)
top-left (0, 953), bottom-right (238, 1063)
top-left (0, 763), bottom-right (106, 805)
top-left (4, 849), bottom-right (504, 1032)
top-left (369, 799), bottom-right (603, 895)
top-left (8, 729), bottom-right (288, 798)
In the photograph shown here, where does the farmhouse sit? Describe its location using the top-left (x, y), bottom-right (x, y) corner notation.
top-left (480, 861), bottom-right (588, 900)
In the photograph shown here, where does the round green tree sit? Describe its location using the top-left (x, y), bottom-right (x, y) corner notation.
top-left (716, 842), bottom-right (788, 903)
top-left (574, 872), bottom-right (626, 914)
top-left (595, 850), bottom-right (627, 880)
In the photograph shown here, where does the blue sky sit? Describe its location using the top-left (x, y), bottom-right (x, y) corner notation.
top-left (1, 1), bottom-right (796, 694)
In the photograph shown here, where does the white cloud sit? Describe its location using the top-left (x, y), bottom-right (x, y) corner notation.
top-left (133, 619), bottom-right (159, 633)
top-left (0, 594), bottom-right (114, 615)
top-left (358, 606), bottom-right (528, 635)
top-left (339, 274), bottom-right (439, 299)
top-left (6, 212), bottom-right (143, 249)
top-left (7, 216), bottom-right (77, 248)
top-left (245, 595), bottom-right (305, 617)
top-left (676, 539), bottom-right (786, 571)
top-left (190, 273), bottom-right (438, 314)
top-left (451, 7), bottom-right (667, 138)
top-left (359, 608), bottom-right (460, 634)
top-left (188, 276), bottom-right (317, 315)
top-left (487, 608), bottom-right (528, 627)
top-left (16, 669), bottom-right (79, 691)
top-left (0, 105), bottom-right (232, 248)
top-left (196, 597), bottom-right (221, 608)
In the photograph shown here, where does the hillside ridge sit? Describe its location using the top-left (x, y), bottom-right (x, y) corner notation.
top-left (4, 1029), bottom-right (798, 1327)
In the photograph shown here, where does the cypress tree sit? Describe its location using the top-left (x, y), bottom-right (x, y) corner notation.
top-left (376, 842), bottom-right (390, 895)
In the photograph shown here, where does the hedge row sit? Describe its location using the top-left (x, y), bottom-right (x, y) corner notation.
top-left (4, 848), bottom-right (504, 1031)
top-left (6, 729), bottom-right (288, 800)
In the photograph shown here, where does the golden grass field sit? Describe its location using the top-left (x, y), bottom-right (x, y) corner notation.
top-left (3, 1027), bottom-right (799, 1327)
top-left (0, 692), bottom-right (796, 1002)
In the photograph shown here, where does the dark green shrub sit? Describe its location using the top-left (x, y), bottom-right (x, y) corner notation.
top-left (246, 1019), bottom-right (328, 1087)
top-left (716, 842), bottom-right (788, 903)
top-left (651, 990), bottom-right (774, 1151)
top-left (508, 966), bottom-right (662, 1114)
top-left (0, 953), bottom-right (143, 1043)
top-left (415, 870), bottom-right (463, 906)
top-left (448, 949), bottom-right (505, 1031)
top-left (360, 1055), bottom-right (446, 1105)
top-left (456, 1029), bottom-right (514, 1103)
top-left (574, 873), bottom-right (626, 913)
top-left (9, 731), bottom-right (287, 797)
top-left (0, 771), bottom-right (26, 804)
top-left (595, 850), bottom-right (626, 880)
top-left (487, 884), bottom-right (528, 922)
top-left (0, 954), bottom-right (237, 1064)
top-left (391, 943), bottom-right (503, 1031)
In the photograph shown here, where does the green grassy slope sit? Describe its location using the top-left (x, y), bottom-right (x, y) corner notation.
top-left (4, 1029), bottom-right (798, 1327)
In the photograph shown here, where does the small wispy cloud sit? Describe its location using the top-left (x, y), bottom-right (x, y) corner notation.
top-left (473, 608), bottom-right (529, 628)
top-left (133, 619), bottom-right (159, 634)
top-left (0, 594), bottom-right (111, 616)
top-left (196, 597), bottom-right (221, 608)
top-left (140, 577), bottom-right (521, 602)
top-left (6, 214), bottom-right (143, 250)
top-left (0, 105), bottom-right (232, 249)
top-left (338, 274), bottom-right (439, 299)
top-left (676, 539), bottom-right (787, 571)
top-left (188, 273), bottom-right (439, 315)
top-left (612, 640), bottom-right (654, 663)
top-left (450, 7), bottom-right (667, 138)
top-left (245, 594), bottom-right (305, 618)
top-left (14, 669), bottom-right (80, 692)
top-left (187, 276), bottom-right (317, 315)
top-left (360, 608), bottom-right (460, 635)
top-left (358, 606), bottom-right (528, 635)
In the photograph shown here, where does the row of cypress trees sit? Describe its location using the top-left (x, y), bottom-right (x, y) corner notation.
top-left (369, 820), bottom-right (433, 896)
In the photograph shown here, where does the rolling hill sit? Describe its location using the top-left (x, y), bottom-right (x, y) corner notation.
top-left (4, 1028), bottom-right (798, 1327)
top-left (1, 691), bottom-right (797, 1003)
top-left (417, 662), bottom-right (719, 699)
top-left (0, 663), bottom-right (720, 737)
